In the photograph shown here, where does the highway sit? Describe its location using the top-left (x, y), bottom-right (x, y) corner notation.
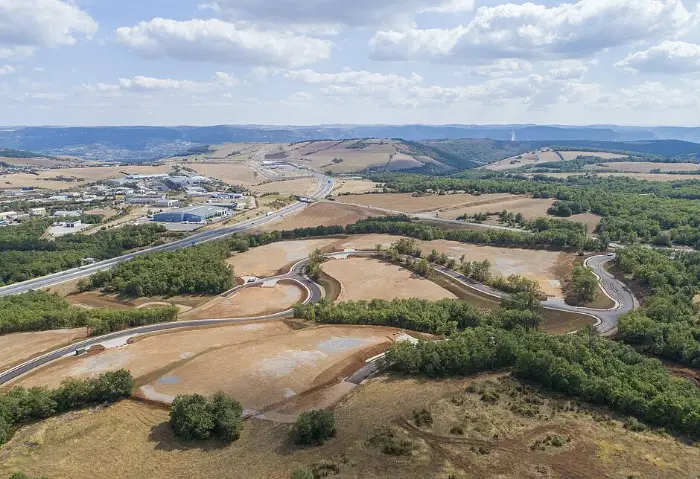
top-left (0, 174), bottom-right (334, 298)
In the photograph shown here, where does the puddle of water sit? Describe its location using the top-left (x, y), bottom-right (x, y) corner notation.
top-left (140, 385), bottom-right (175, 404)
top-left (317, 336), bottom-right (374, 354)
top-left (69, 350), bottom-right (132, 376)
top-left (258, 350), bottom-right (328, 378)
top-left (158, 375), bottom-right (182, 385)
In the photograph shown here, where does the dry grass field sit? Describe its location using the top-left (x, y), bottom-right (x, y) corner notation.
top-left (0, 164), bottom-right (172, 190)
top-left (11, 321), bottom-right (294, 390)
top-left (536, 150), bottom-right (562, 162)
top-left (0, 329), bottom-right (87, 373)
top-left (332, 178), bottom-right (382, 195)
top-left (440, 197), bottom-right (554, 220)
top-left (559, 151), bottom-right (627, 161)
top-left (251, 177), bottom-right (318, 196)
top-left (322, 257), bottom-right (457, 302)
top-left (260, 202), bottom-right (383, 231)
top-left (0, 157), bottom-right (77, 168)
top-left (539, 172), bottom-right (698, 182)
top-left (388, 153), bottom-right (423, 170)
top-left (340, 192), bottom-right (518, 214)
top-left (4, 375), bottom-right (698, 479)
top-left (583, 161), bottom-right (700, 173)
top-left (485, 152), bottom-right (540, 171)
top-left (184, 162), bottom-right (260, 186)
top-left (183, 283), bottom-right (304, 319)
top-left (420, 240), bottom-right (572, 298)
top-left (228, 238), bottom-right (341, 277)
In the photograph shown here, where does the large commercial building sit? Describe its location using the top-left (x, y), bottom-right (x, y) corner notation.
top-left (152, 205), bottom-right (229, 223)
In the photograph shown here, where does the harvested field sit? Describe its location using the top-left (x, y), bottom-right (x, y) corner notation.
top-left (421, 240), bottom-right (571, 298)
top-left (260, 202), bottom-right (383, 231)
top-left (251, 177), bottom-right (318, 196)
top-left (559, 150), bottom-right (627, 161)
top-left (340, 192), bottom-right (518, 214)
top-left (322, 257), bottom-right (457, 302)
top-left (333, 178), bottom-right (382, 195)
top-left (291, 140), bottom-right (400, 173)
top-left (0, 157), bottom-right (76, 168)
top-left (387, 153), bottom-right (423, 170)
top-left (184, 162), bottom-right (259, 186)
top-left (0, 165), bottom-right (171, 190)
top-left (440, 197), bottom-right (554, 220)
top-left (11, 321), bottom-right (293, 390)
top-left (183, 283), bottom-right (304, 320)
top-left (537, 150), bottom-right (562, 162)
top-left (0, 329), bottom-right (87, 373)
top-left (485, 152), bottom-right (539, 171)
top-left (584, 161), bottom-right (700, 173)
top-left (5, 375), bottom-right (699, 479)
top-left (228, 238), bottom-right (341, 277)
top-left (538, 172), bottom-right (699, 182)
top-left (139, 325), bottom-right (401, 410)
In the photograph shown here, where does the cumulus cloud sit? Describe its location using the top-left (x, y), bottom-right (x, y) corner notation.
top-left (370, 0), bottom-right (700, 63)
top-left (83, 73), bottom-right (239, 95)
top-left (620, 81), bottom-right (700, 109)
top-left (0, 0), bottom-right (98, 58)
top-left (0, 64), bottom-right (16, 76)
top-left (545, 60), bottom-right (589, 81)
top-left (115, 18), bottom-right (332, 68)
top-left (284, 68), bottom-right (423, 87)
top-left (209, 0), bottom-right (474, 28)
top-left (616, 41), bottom-right (700, 73)
top-left (468, 59), bottom-right (533, 78)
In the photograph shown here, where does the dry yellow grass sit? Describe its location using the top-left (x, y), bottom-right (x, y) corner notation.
top-left (333, 179), bottom-right (382, 195)
top-left (0, 165), bottom-right (172, 190)
top-left (340, 192), bottom-right (518, 213)
top-left (584, 161), bottom-right (700, 173)
top-left (183, 284), bottom-right (304, 320)
top-left (539, 172), bottom-right (698, 182)
top-left (260, 202), bottom-right (383, 231)
top-left (559, 151), bottom-right (627, 161)
top-left (291, 140), bottom-right (398, 173)
top-left (4, 375), bottom-right (700, 479)
top-left (251, 177), bottom-right (318, 196)
top-left (322, 257), bottom-right (457, 302)
top-left (0, 329), bottom-right (87, 373)
top-left (228, 238), bottom-right (341, 277)
top-left (185, 162), bottom-right (260, 186)
top-left (485, 152), bottom-right (539, 171)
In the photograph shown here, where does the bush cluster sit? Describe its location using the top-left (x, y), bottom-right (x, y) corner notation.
top-left (169, 392), bottom-right (243, 442)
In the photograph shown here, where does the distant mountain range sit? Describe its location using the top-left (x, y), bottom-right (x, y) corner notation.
top-left (0, 125), bottom-right (699, 162)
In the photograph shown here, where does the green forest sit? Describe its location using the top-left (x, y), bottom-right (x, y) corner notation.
top-left (0, 291), bottom-right (177, 335)
top-left (80, 242), bottom-right (234, 297)
top-left (0, 220), bottom-right (170, 285)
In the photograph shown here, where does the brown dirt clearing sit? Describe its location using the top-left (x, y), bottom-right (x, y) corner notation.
top-left (0, 329), bottom-right (87, 373)
top-left (259, 202), bottom-right (383, 231)
top-left (183, 283), bottom-right (304, 319)
top-left (340, 192), bottom-right (519, 214)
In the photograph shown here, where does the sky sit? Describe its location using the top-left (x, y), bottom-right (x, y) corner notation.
top-left (1, 0), bottom-right (700, 126)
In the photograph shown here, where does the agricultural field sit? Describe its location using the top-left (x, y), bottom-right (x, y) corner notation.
top-left (332, 178), bottom-right (382, 195)
top-left (251, 177), bottom-right (318, 196)
top-left (339, 192), bottom-right (518, 214)
top-left (4, 375), bottom-right (698, 479)
top-left (538, 172), bottom-right (700, 182)
top-left (137, 325), bottom-right (400, 411)
top-left (583, 161), bottom-right (700, 173)
top-left (484, 152), bottom-right (540, 171)
top-left (182, 283), bottom-right (305, 319)
top-left (0, 156), bottom-right (79, 168)
top-left (0, 164), bottom-right (172, 190)
top-left (420, 240), bottom-right (572, 299)
top-left (322, 257), bottom-right (457, 302)
top-left (0, 329), bottom-right (87, 373)
top-left (260, 202), bottom-right (383, 231)
top-left (559, 151), bottom-right (627, 161)
top-left (182, 162), bottom-right (260, 186)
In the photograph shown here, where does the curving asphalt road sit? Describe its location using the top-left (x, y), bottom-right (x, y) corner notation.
top-left (0, 174), bottom-right (334, 298)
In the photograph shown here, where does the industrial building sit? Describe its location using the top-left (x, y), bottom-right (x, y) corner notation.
top-left (152, 205), bottom-right (229, 223)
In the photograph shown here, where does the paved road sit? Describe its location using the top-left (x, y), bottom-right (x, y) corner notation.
top-left (0, 174), bottom-right (334, 298)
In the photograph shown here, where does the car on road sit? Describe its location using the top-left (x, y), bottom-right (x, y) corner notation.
top-left (607, 253), bottom-right (615, 257)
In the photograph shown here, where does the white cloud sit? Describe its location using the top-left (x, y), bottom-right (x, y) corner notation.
top-left (615, 41), bottom-right (700, 73)
top-left (0, 0), bottom-right (98, 59)
top-left (115, 18), bottom-right (332, 68)
top-left (287, 91), bottom-right (314, 102)
top-left (83, 73), bottom-right (240, 95)
top-left (370, 0), bottom-right (700, 63)
top-left (620, 81), bottom-right (700, 109)
top-left (545, 60), bottom-right (588, 81)
top-left (210, 0), bottom-right (474, 28)
top-left (0, 64), bottom-right (16, 76)
top-left (284, 68), bottom-right (423, 87)
top-left (468, 59), bottom-right (532, 78)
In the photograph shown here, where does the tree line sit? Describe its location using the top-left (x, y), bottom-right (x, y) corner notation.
top-left (0, 290), bottom-right (178, 336)
top-left (0, 370), bottom-right (133, 445)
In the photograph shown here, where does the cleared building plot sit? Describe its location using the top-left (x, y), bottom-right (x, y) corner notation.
top-left (139, 325), bottom-right (399, 410)
top-left (0, 329), bottom-right (87, 373)
top-left (559, 151), bottom-right (627, 161)
top-left (583, 161), bottom-right (700, 173)
top-left (12, 321), bottom-right (294, 390)
top-left (183, 283), bottom-right (304, 320)
top-left (260, 202), bottom-right (383, 231)
top-left (322, 257), bottom-right (457, 302)
top-left (228, 238), bottom-right (341, 277)
top-left (340, 192), bottom-right (518, 213)
top-left (420, 240), bottom-right (572, 298)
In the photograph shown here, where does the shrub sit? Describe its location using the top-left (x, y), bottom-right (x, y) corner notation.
top-left (450, 425), bottom-right (464, 436)
top-left (169, 392), bottom-right (243, 442)
top-left (412, 408), bottom-right (433, 427)
top-left (311, 460), bottom-right (340, 477)
top-left (366, 426), bottom-right (415, 456)
top-left (292, 410), bottom-right (337, 446)
top-left (290, 469), bottom-right (314, 479)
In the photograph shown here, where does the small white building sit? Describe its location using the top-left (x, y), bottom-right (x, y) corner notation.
top-left (30, 207), bottom-right (47, 216)
top-left (53, 210), bottom-right (83, 218)
top-left (0, 211), bottom-right (18, 221)
top-left (154, 199), bottom-right (179, 208)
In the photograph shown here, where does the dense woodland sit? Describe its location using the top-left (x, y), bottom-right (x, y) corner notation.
top-left (0, 370), bottom-right (133, 445)
top-left (80, 243), bottom-right (234, 297)
top-left (0, 291), bottom-right (177, 335)
top-left (0, 220), bottom-right (169, 285)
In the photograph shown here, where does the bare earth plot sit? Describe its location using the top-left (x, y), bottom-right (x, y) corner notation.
top-left (260, 202), bottom-right (383, 231)
top-left (332, 178), bottom-right (382, 195)
top-left (420, 240), bottom-right (572, 298)
top-left (228, 238), bottom-right (342, 277)
top-left (584, 161), bottom-right (700, 173)
top-left (559, 151), bottom-right (627, 161)
top-left (340, 192), bottom-right (518, 213)
top-left (184, 162), bottom-right (260, 186)
top-left (11, 321), bottom-right (294, 390)
top-left (0, 329), bottom-right (87, 373)
top-left (485, 152), bottom-right (539, 171)
top-left (5, 375), bottom-right (700, 479)
top-left (183, 283), bottom-right (304, 320)
top-left (140, 325), bottom-right (399, 410)
top-left (251, 177), bottom-right (317, 196)
top-left (322, 257), bottom-right (457, 302)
